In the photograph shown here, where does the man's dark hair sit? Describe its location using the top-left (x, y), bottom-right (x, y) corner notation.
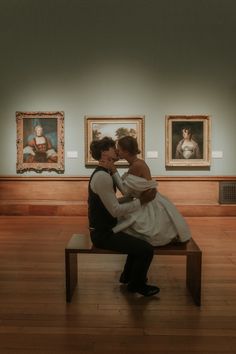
top-left (90, 137), bottom-right (116, 160)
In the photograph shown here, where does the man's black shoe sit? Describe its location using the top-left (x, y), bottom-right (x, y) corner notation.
top-left (127, 284), bottom-right (160, 297)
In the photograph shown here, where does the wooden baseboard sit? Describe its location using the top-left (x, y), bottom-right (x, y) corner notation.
top-left (0, 175), bottom-right (235, 216)
top-left (0, 200), bottom-right (235, 217)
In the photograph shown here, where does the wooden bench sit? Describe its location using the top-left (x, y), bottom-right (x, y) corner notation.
top-left (65, 234), bottom-right (202, 306)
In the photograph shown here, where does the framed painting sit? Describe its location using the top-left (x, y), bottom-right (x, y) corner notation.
top-left (16, 111), bottom-right (64, 173)
top-left (165, 115), bottom-right (211, 167)
top-left (85, 115), bottom-right (144, 165)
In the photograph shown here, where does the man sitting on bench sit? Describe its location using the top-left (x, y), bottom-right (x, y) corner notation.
top-left (88, 137), bottom-right (160, 297)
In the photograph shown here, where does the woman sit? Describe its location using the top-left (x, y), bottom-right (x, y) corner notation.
top-left (109, 136), bottom-right (191, 246)
top-left (23, 125), bottom-right (57, 163)
top-left (175, 127), bottom-right (201, 159)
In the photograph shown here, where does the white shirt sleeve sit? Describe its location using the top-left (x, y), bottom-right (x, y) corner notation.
top-left (90, 171), bottom-right (141, 218)
top-left (112, 171), bottom-right (129, 195)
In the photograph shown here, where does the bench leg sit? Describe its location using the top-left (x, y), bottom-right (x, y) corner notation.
top-left (65, 251), bottom-right (78, 303)
top-left (186, 252), bottom-right (202, 306)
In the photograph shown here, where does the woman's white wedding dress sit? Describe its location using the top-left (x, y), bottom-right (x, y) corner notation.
top-left (112, 172), bottom-right (191, 246)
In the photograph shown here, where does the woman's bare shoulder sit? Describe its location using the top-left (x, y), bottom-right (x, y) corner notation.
top-left (128, 159), bottom-right (152, 179)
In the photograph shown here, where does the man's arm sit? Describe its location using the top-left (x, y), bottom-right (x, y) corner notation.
top-left (111, 167), bottom-right (157, 205)
top-left (91, 171), bottom-right (141, 218)
top-left (139, 188), bottom-right (157, 204)
top-left (112, 171), bottom-right (130, 196)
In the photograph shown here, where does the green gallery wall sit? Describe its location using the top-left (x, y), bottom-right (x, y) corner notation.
top-left (0, 0), bottom-right (235, 177)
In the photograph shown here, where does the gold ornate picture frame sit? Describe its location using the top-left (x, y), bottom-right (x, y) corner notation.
top-left (85, 115), bottom-right (145, 165)
top-left (165, 115), bottom-right (211, 167)
top-left (16, 111), bottom-right (64, 173)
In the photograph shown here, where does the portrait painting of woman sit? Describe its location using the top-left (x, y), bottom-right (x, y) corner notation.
top-left (23, 119), bottom-right (58, 163)
top-left (173, 123), bottom-right (203, 160)
top-left (16, 111), bottom-right (64, 173)
top-left (165, 115), bottom-right (211, 167)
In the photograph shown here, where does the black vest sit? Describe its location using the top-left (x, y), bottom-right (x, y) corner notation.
top-left (88, 166), bottom-right (117, 231)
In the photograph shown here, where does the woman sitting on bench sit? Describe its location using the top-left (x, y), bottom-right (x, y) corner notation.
top-left (108, 136), bottom-right (192, 247)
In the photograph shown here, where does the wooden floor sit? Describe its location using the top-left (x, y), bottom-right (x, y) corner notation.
top-left (0, 216), bottom-right (236, 354)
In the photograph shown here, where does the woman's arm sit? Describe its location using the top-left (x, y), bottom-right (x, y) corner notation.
top-left (175, 140), bottom-right (183, 159)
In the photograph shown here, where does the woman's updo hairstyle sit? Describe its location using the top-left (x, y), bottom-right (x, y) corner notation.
top-left (90, 136), bottom-right (116, 160)
top-left (118, 136), bottom-right (141, 155)
top-left (182, 126), bottom-right (193, 139)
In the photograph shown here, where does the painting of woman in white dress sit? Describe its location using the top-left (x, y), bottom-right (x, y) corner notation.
top-left (165, 115), bottom-right (211, 167)
top-left (175, 126), bottom-right (201, 159)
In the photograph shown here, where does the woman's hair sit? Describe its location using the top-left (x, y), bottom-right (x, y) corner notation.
top-left (182, 127), bottom-right (192, 139)
top-left (34, 125), bottom-right (43, 131)
top-left (90, 136), bottom-right (116, 160)
top-left (118, 136), bottom-right (140, 155)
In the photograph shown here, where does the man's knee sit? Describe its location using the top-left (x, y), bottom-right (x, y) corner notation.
top-left (136, 239), bottom-right (154, 257)
top-left (144, 244), bottom-right (154, 258)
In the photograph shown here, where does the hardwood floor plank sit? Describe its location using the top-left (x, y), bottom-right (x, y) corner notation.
top-left (0, 216), bottom-right (236, 353)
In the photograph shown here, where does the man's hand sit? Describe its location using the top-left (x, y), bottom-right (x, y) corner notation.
top-left (99, 150), bottom-right (119, 173)
top-left (139, 188), bottom-right (157, 205)
top-left (100, 157), bottom-right (117, 173)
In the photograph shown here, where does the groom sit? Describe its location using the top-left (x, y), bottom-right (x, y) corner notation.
top-left (88, 136), bottom-right (160, 296)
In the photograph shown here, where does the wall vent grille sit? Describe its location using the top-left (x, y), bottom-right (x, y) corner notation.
top-left (219, 181), bottom-right (236, 204)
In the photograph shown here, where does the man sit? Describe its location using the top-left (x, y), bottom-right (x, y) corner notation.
top-left (88, 136), bottom-right (160, 296)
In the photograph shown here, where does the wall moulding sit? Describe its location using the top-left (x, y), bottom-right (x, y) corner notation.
top-left (0, 176), bottom-right (235, 217)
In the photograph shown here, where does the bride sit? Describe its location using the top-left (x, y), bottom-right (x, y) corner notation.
top-left (110, 136), bottom-right (191, 246)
